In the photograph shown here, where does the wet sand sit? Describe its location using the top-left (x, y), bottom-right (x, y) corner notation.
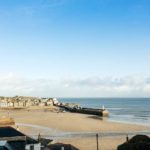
top-left (58, 136), bottom-right (126, 150)
top-left (0, 107), bottom-right (150, 150)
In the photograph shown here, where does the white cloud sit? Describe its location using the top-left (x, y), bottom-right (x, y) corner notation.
top-left (0, 73), bottom-right (150, 97)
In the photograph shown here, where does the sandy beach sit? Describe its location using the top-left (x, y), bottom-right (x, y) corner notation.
top-left (0, 107), bottom-right (150, 150)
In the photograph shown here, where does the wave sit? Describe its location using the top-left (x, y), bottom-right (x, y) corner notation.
top-left (107, 107), bottom-right (127, 110)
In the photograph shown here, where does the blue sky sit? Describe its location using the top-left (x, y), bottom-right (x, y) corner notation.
top-left (0, 0), bottom-right (150, 97)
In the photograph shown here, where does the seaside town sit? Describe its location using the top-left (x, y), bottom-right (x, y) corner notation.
top-left (0, 96), bottom-right (59, 108)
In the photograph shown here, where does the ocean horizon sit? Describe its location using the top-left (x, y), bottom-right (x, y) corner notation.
top-left (58, 97), bottom-right (150, 126)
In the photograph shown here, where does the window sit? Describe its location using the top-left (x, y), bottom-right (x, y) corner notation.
top-left (30, 145), bottom-right (34, 150)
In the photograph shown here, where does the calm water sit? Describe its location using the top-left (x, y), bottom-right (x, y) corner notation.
top-left (58, 98), bottom-right (150, 126)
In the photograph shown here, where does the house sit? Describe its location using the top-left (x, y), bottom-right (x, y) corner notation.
top-left (117, 135), bottom-right (150, 150)
top-left (38, 138), bottom-right (53, 150)
top-left (52, 98), bottom-right (59, 105)
top-left (44, 143), bottom-right (79, 150)
top-left (0, 102), bottom-right (8, 107)
top-left (46, 99), bottom-right (53, 106)
top-left (39, 103), bottom-right (46, 106)
top-left (0, 126), bottom-right (41, 150)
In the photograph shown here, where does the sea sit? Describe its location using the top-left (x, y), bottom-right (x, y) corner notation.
top-left (58, 98), bottom-right (150, 126)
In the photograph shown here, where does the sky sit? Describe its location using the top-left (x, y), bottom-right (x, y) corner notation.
top-left (0, 0), bottom-right (150, 97)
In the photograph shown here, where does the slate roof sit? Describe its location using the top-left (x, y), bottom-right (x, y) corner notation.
top-left (0, 126), bottom-right (38, 144)
top-left (0, 126), bottom-right (24, 137)
top-left (45, 143), bottom-right (79, 150)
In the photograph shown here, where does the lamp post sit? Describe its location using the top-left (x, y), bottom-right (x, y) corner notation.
top-left (96, 133), bottom-right (99, 150)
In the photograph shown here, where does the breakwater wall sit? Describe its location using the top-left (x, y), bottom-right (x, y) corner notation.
top-left (58, 105), bottom-right (109, 117)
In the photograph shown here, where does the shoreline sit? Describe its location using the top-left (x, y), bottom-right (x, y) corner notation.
top-left (108, 119), bottom-right (150, 128)
top-left (5, 110), bottom-right (150, 132)
top-left (0, 108), bottom-right (150, 131)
